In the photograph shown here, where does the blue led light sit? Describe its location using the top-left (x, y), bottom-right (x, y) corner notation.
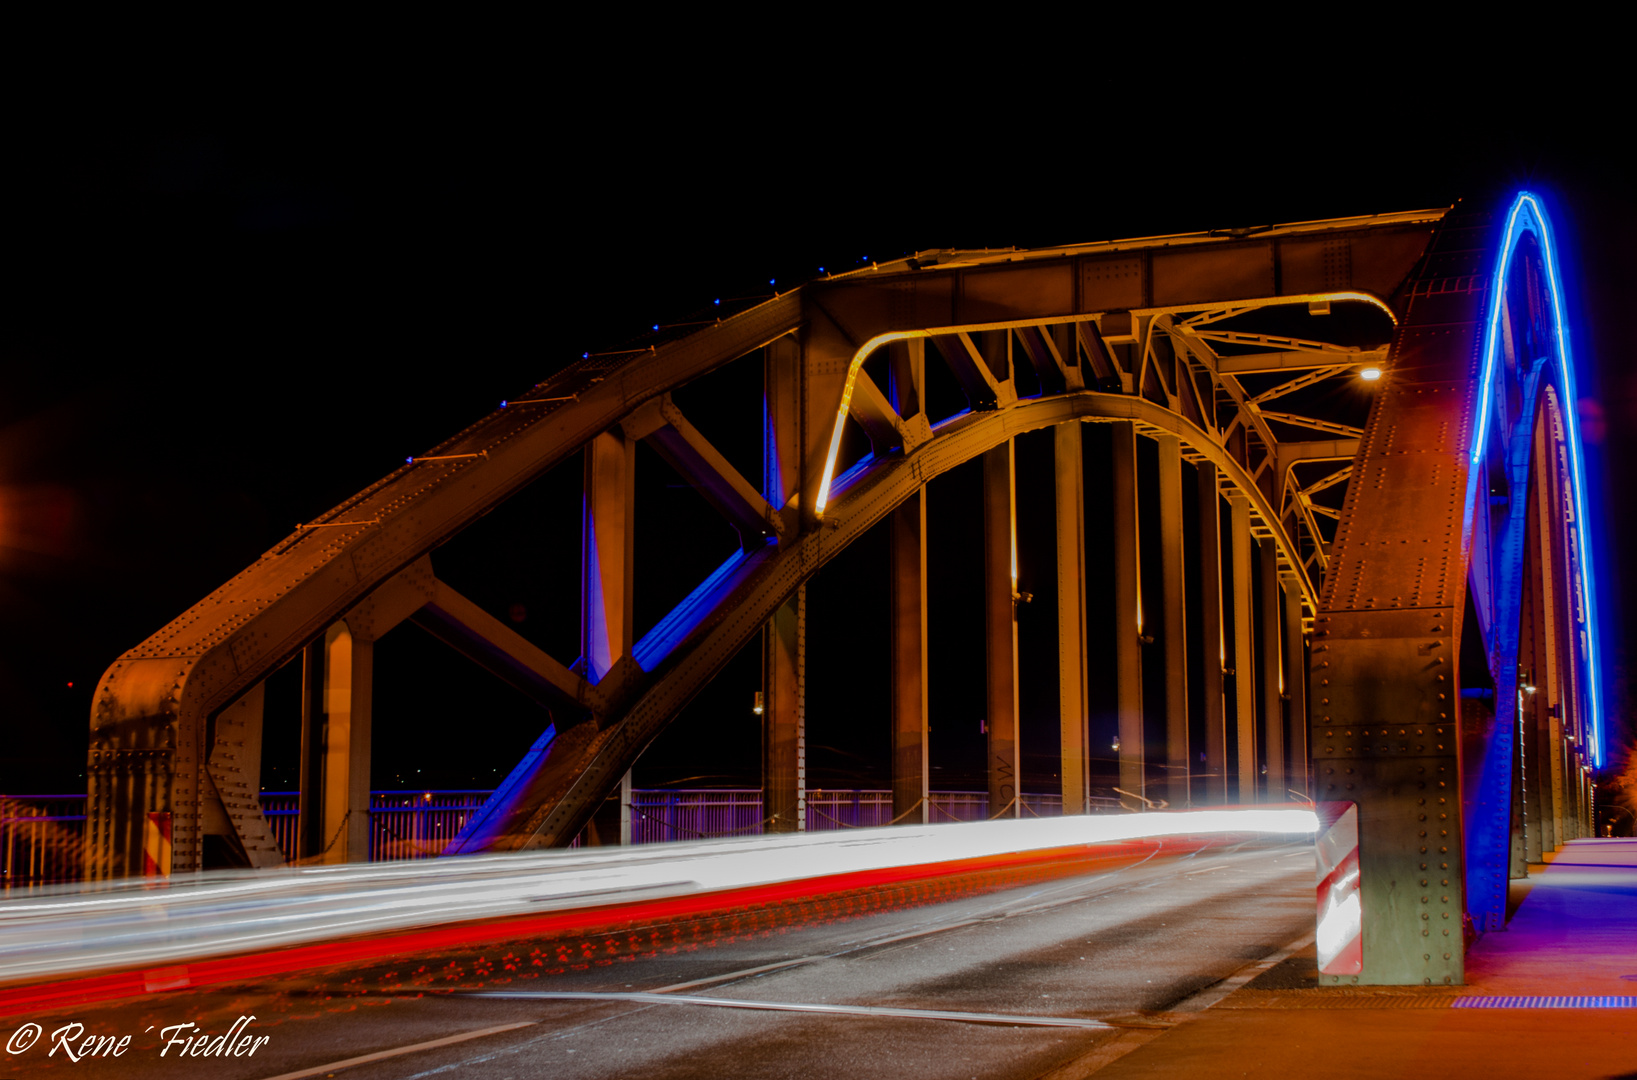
top-left (769, 279), bottom-right (775, 286)
top-left (714, 298), bottom-right (721, 306)
top-left (652, 324), bottom-right (659, 331)
top-left (582, 352), bottom-right (590, 359)
top-left (406, 456), bottom-right (414, 464)
top-left (1472, 192), bottom-right (1604, 766)
top-left (500, 401), bottom-right (508, 409)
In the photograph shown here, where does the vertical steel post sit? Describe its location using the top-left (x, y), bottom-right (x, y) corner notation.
top-left (1056, 423), bottom-right (1090, 815)
top-left (1197, 463), bottom-right (1227, 803)
top-left (582, 430), bottom-right (635, 683)
top-left (619, 769), bottom-right (633, 846)
top-left (300, 621), bottom-right (373, 865)
top-left (984, 441), bottom-right (1021, 818)
top-left (891, 488), bottom-right (930, 825)
top-left (1158, 434), bottom-right (1189, 809)
top-left (298, 639), bottom-right (325, 861)
top-left (1260, 539), bottom-right (1284, 803)
top-left (1229, 495), bottom-right (1257, 802)
top-left (1111, 421), bottom-right (1143, 809)
top-left (763, 588), bottom-right (806, 832)
top-left (1282, 577), bottom-right (1309, 800)
top-left (337, 622), bottom-right (373, 864)
top-left (763, 336), bottom-right (807, 833)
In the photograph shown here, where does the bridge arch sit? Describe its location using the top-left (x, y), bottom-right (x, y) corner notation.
top-left (85, 196), bottom-right (1598, 985)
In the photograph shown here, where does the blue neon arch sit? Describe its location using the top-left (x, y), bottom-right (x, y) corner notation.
top-left (1469, 191), bottom-right (1604, 767)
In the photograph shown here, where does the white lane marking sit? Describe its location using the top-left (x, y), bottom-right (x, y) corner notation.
top-left (253, 1022), bottom-right (535, 1080)
top-left (472, 991), bottom-right (1114, 1029)
top-left (1184, 865), bottom-right (1228, 875)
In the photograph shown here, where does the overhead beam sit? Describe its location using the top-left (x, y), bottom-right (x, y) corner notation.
top-left (1217, 348), bottom-right (1388, 374)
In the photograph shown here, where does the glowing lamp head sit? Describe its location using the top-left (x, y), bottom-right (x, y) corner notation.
top-left (1359, 367), bottom-right (1382, 382)
top-left (753, 691), bottom-right (764, 716)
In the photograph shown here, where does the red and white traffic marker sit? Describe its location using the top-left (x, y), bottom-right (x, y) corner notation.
top-left (1315, 801), bottom-right (1361, 975)
top-left (143, 811), bottom-right (172, 878)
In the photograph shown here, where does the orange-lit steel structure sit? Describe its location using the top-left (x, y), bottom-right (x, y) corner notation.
top-left (87, 197), bottom-right (1598, 985)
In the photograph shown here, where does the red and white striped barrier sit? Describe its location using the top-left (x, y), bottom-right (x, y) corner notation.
top-left (142, 812), bottom-right (172, 878)
top-left (1315, 801), bottom-right (1360, 975)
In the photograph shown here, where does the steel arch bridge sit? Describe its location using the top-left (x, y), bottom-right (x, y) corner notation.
top-left (88, 192), bottom-right (1601, 986)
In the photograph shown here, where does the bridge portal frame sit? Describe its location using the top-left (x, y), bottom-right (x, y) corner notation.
top-left (85, 203), bottom-right (1597, 986)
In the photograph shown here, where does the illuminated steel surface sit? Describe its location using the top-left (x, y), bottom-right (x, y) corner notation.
top-left (82, 192), bottom-right (1600, 988)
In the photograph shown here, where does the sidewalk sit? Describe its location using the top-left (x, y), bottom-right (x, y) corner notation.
top-left (1079, 839), bottom-right (1637, 1079)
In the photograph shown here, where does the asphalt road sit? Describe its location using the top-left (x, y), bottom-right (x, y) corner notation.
top-left (1, 838), bottom-right (1314, 1079)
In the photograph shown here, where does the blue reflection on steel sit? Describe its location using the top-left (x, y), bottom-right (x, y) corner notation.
top-left (1471, 192), bottom-right (1603, 766)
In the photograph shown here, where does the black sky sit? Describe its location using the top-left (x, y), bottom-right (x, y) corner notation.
top-left (4, 74), bottom-right (1632, 793)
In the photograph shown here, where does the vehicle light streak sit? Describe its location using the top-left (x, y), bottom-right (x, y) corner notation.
top-left (0, 809), bottom-right (1315, 1012)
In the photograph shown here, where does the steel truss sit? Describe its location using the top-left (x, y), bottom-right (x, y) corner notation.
top-left (87, 199), bottom-right (1598, 987)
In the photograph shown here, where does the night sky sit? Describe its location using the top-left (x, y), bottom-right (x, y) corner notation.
top-left (5, 85), bottom-right (1632, 799)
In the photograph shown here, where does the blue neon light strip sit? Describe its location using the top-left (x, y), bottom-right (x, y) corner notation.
top-left (1470, 192), bottom-right (1604, 766)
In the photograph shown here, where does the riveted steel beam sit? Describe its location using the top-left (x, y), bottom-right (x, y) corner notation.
top-left (1056, 423), bottom-right (1090, 815)
top-left (891, 490), bottom-right (929, 826)
top-left (984, 441), bottom-right (1020, 819)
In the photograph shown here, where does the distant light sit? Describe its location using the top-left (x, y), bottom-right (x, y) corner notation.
top-left (769, 279), bottom-right (776, 286)
top-left (66, 682), bottom-right (73, 688)
top-left (500, 401), bottom-right (508, 408)
top-left (1360, 367), bottom-right (1382, 381)
top-left (818, 267), bottom-right (825, 273)
top-left (406, 457), bottom-right (414, 464)
top-left (714, 298), bottom-right (721, 306)
top-left (652, 324), bottom-right (659, 331)
top-left (583, 352), bottom-right (590, 359)
top-left (1525, 684), bottom-right (1537, 694)
top-left (753, 691), bottom-right (764, 716)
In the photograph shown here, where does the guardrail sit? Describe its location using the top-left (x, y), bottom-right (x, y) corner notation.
top-left (1, 788), bottom-right (1123, 889)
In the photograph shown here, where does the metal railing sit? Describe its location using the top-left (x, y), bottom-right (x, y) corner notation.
top-left (0, 787), bottom-right (1126, 889)
top-left (1, 795), bottom-right (86, 893)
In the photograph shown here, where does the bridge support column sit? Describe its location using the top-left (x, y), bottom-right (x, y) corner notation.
top-left (1282, 576), bottom-right (1308, 800)
top-left (1228, 494), bottom-right (1256, 802)
top-left (1158, 435), bottom-right (1189, 809)
top-left (763, 587), bottom-right (806, 832)
top-left (1111, 421), bottom-right (1143, 810)
top-left (298, 622), bottom-right (372, 864)
top-left (1521, 511), bottom-right (1549, 864)
top-left (619, 769), bottom-right (633, 845)
top-left (1197, 463), bottom-right (1227, 803)
top-left (1260, 539), bottom-right (1283, 803)
top-left (583, 430), bottom-right (635, 682)
top-left (1057, 423), bottom-right (1090, 815)
top-left (984, 440), bottom-right (1020, 818)
top-left (891, 489), bottom-right (929, 825)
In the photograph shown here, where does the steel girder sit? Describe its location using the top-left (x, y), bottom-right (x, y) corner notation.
top-left (1314, 194), bottom-right (1600, 986)
top-left (88, 209), bottom-right (1447, 876)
